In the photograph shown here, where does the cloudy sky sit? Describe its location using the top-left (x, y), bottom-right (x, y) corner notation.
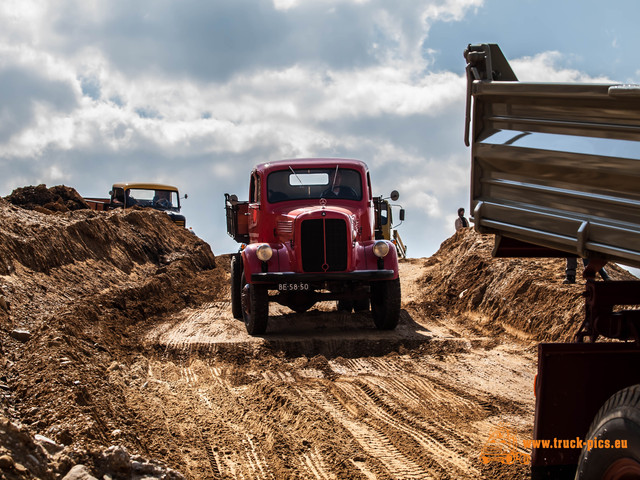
top-left (1, 0), bottom-right (638, 258)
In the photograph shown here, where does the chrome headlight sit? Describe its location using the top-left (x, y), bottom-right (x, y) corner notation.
top-left (256, 244), bottom-right (273, 262)
top-left (373, 240), bottom-right (390, 258)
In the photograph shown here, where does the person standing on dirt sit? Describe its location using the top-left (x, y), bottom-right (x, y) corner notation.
top-left (455, 207), bottom-right (469, 231)
top-left (563, 257), bottom-right (610, 284)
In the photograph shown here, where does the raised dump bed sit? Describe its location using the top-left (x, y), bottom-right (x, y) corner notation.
top-left (465, 43), bottom-right (640, 268)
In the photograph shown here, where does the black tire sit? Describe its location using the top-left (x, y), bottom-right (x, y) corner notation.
top-left (242, 283), bottom-right (269, 336)
top-left (230, 254), bottom-right (243, 320)
top-left (353, 298), bottom-right (370, 312)
top-left (575, 384), bottom-right (640, 480)
top-left (337, 300), bottom-right (353, 312)
top-left (370, 278), bottom-right (401, 330)
top-left (287, 298), bottom-right (316, 314)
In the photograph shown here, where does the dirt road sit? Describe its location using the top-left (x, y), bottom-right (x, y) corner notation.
top-left (137, 259), bottom-right (536, 479)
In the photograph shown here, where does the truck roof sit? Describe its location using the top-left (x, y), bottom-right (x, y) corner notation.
top-left (112, 183), bottom-right (179, 192)
top-left (254, 158), bottom-right (369, 174)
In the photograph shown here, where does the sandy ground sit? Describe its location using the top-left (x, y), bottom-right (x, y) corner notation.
top-left (136, 259), bottom-right (535, 479)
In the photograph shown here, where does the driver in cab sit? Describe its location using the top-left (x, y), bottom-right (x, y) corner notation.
top-left (322, 169), bottom-right (358, 200)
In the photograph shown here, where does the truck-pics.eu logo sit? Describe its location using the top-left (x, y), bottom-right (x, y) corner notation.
top-left (480, 423), bottom-right (629, 466)
top-left (480, 425), bottom-right (530, 466)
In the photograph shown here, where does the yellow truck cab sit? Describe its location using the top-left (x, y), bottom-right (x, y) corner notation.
top-left (85, 183), bottom-right (187, 227)
top-left (373, 193), bottom-right (407, 259)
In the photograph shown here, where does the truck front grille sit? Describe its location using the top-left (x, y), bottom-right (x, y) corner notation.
top-left (301, 219), bottom-right (348, 272)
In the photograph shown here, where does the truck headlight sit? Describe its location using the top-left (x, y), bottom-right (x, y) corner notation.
top-left (256, 244), bottom-right (273, 262)
top-left (373, 240), bottom-right (390, 258)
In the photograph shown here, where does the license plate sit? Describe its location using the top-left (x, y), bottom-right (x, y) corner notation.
top-left (278, 282), bottom-right (310, 292)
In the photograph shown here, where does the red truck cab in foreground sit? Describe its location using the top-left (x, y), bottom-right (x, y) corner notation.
top-left (226, 158), bottom-right (401, 335)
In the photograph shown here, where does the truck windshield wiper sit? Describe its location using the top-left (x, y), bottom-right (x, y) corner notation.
top-left (289, 166), bottom-right (303, 186)
top-left (331, 165), bottom-right (339, 191)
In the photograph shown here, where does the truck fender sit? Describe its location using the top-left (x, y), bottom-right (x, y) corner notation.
top-left (355, 240), bottom-right (399, 279)
top-left (242, 243), bottom-right (292, 283)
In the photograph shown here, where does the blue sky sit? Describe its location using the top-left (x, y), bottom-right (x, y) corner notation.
top-left (0, 0), bottom-right (638, 261)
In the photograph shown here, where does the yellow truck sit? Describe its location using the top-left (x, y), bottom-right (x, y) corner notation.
top-left (373, 192), bottom-right (407, 259)
top-left (85, 183), bottom-right (187, 227)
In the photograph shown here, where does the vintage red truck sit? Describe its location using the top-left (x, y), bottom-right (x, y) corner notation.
top-left (225, 158), bottom-right (401, 335)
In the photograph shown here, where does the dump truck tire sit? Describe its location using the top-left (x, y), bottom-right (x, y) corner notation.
top-left (370, 278), bottom-right (400, 330)
top-left (230, 255), bottom-right (243, 320)
top-left (575, 384), bottom-right (640, 479)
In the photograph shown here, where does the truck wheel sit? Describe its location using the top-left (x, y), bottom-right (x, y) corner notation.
top-left (575, 384), bottom-right (640, 480)
top-left (230, 254), bottom-right (243, 320)
top-left (288, 298), bottom-right (316, 314)
top-left (243, 283), bottom-right (269, 336)
top-left (353, 298), bottom-right (370, 312)
top-left (370, 278), bottom-right (400, 330)
top-left (337, 300), bottom-right (353, 312)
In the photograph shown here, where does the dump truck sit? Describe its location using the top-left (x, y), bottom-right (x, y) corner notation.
top-left (464, 43), bottom-right (640, 479)
top-left (225, 158), bottom-right (401, 335)
top-left (85, 183), bottom-right (187, 227)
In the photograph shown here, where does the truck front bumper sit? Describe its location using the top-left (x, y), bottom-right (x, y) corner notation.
top-left (251, 269), bottom-right (395, 283)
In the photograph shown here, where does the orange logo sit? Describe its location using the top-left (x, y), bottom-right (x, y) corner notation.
top-left (480, 425), bottom-right (531, 466)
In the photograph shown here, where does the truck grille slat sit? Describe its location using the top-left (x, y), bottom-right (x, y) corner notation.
top-left (301, 219), bottom-right (348, 272)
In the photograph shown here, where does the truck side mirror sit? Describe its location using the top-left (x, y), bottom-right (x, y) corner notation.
top-left (390, 190), bottom-right (399, 201)
top-left (400, 209), bottom-right (405, 221)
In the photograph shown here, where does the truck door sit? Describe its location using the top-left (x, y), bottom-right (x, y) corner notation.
top-left (248, 172), bottom-right (261, 242)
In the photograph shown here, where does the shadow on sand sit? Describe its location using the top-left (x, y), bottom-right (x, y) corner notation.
top-left (255, 307), bottom-right (433, 359)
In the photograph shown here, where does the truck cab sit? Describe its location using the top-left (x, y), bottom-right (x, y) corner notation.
top-left (226, 158), bottom-right (401, 335)
top-left (373, 193), bottom-right (407, 258)
top-left (86, 183), bottom-right (187, 227)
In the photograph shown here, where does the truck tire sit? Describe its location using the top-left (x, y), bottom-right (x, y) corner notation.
top-left (354, 298), bottom-right (370, 312)
top-left (287, 298), bottom-right (316, 313)
top-left (575, 384), bottom-right (640, 480)
top-left (230, 254), bottom-right (243, 320)
top-left (370, 278), bottom-right (400, 330)
top-left (337, 300), bottom-right (353, 312)
top-left (243, 283), bottom-right (269, 336)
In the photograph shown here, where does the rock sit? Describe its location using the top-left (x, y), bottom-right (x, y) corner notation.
top-left (0, 296), bottom-right (9, 312)
top-left (61, 464), bottom-right (99, 480)
top-left (9, 329), bottom-right (32, 342)
top-left (0, 454), bottom-right (14, 469)
top-left (101, 445), bottom-right (131, 473)
top-left (35, 433), bottom-right (63, 455)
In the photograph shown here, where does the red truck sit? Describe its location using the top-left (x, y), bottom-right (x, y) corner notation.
top-left (225, 158), bottom-right (401, 335)
top-left (465, 44), bottom-right (640, 479)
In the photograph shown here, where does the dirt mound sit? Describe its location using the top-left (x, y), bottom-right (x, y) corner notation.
top-left (4, 184), bottom-right (89, 213)
top-left (0, 193), bottom-right (225, 478)
top-left (417, 228), bottom-right (636, 343)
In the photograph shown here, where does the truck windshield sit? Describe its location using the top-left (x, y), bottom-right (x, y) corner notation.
top-left (267, 168), bottom-right (362, 203)
top-left (126, 189), bottom-right (179, 211)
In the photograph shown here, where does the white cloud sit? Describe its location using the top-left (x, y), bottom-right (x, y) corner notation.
top-left (512, 51), bottom-right (613, 83)
top-left (1, 0), bottom-right (629, 259)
